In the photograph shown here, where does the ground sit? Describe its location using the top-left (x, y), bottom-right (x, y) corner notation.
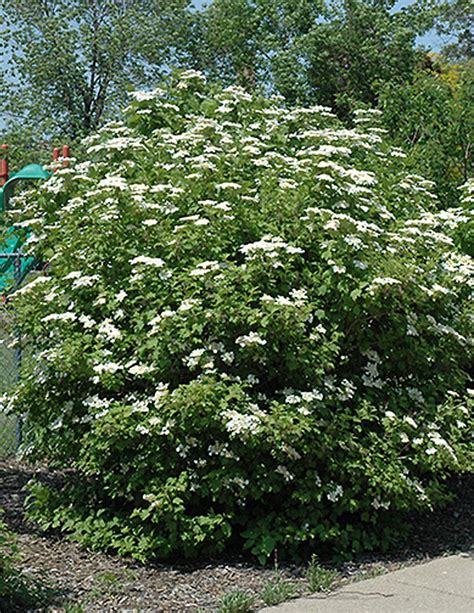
top-left (0, 459), bottom-right (473, 612)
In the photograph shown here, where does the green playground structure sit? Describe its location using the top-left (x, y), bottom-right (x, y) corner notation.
top-left (0, 163), bottom-right (50, 292)
top-left (0, 144), bottom-right (69, 293)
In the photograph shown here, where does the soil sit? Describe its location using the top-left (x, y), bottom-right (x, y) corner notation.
top-left (0, 459), bottom-right (473, 612)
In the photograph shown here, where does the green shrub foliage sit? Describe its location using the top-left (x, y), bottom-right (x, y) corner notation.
top-left (4, 72), bottom-right (473, 563)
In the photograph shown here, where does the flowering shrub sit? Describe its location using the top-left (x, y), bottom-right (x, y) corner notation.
top-left (4, 71), bottom-right (473, 563)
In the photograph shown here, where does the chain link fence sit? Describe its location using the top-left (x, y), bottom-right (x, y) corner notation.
top-left (0, 253), bottom-right (25, 459)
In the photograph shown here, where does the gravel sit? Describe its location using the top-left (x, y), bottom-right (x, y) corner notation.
top-left (1, 459), bottom-right (472, 612)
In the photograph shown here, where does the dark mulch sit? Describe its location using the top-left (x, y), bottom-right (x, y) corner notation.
top-left (0, 459), bottom-right (473, 612)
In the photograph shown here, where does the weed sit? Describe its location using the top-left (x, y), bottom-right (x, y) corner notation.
top-left (305, 555), bottom-right (337, 593)
top-left (361, 566), bottom-right (386, 580)
top-left (217, 589), bottom-right (255, 613)
top-left (0, 568), bottom-right (60, 612)
top-left (0, 514), bottom-right (61, 612)
top-left (260, 574), bottom-right (298, 606)
top-left (62, 602), bottom-right (86, 613)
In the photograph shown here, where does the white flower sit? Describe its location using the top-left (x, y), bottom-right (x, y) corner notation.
top-left (222, 351), bottom-right (235, 364)
top-left (262, 294), bottom-right (293, 307)
top-left (72, 275), bottom-right (99, 288)
top-left (223, 409), bottom-right (261, 437)
top-left (130, 255), bottom-right (165, 267)
top-left (216, 182), bottom-right (241, 190)
top-left (236, 332), bottom-right (267, 348)
top-left (153, 384), bottom-right (169, 407)
top-left (303, 390), bottom-right (324, 402)
top-left (337, 379), bottom-right (356, 401)
top-left (129, 90), bottom-right (156, 101)
top-left (64, 271), bottom-right (83, 280)
top-left (327, 483), bottom-right (344, 503)
top-left (178, 298), bottom-right (200, 312)
top-left (240, 235), bottom-right (304, 259)
top-left (136, 425), bottom-right (150, 435)
top-left (99, 175), bottom-right (129, 191)
top-left (84, 395), bottom-right (111, 409)
top-left (189, 261), bottom-right (220, 276)
top-left (79, 314), bottom-right (96, 329)
top-left (290, 288), bottom-right (308, 302)
top-left (279, 179), bottom-right (297, 190)
top-left (93, 362), bottom-right (122, 374)
top-left (179, 69), bottom-right (206, 81)
top-left (314, 145), bottom-right (352, 156)
top-left (42, 312), bottom-right (77, 323)
top-left (115, 290), bottom-right (127, 302)
top-left (407, 387), bottom-right (425, 404)
top-left (370, 277), bottom-right (402, 286)
top-left (98, 319), bottom-right (122, 342)
top-left (372, 497), bottom-right (390, 510)
top-left (13, 276), bottom-right (50, 296)
top-left (275, 465), bottom-right (294, 481)
top-left (403, 416), bottom-right (418, 429)
top-left (128, 364), bottom-right (154, 376)
top-left (184, 348), bottom-right (206, 368)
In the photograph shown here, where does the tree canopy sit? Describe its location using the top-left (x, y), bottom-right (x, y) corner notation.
top-left (0, 0), bottom-right (193, 139)
top-left (193, 0), bottom-right (435, 113)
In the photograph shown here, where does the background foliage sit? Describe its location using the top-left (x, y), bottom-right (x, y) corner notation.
top-left (380, 58), bottom-right (473, 207)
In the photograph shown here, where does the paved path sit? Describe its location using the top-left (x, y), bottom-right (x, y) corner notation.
top-left (260, 552), bottom-right (474, 613)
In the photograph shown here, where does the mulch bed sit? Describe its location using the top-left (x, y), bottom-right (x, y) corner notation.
top-left (1, 459), bottom-right (473, 612)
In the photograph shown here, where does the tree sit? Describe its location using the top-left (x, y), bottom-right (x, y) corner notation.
top-left (379, 57), bottom-right (473, 206)
top-left (436, 0), bottom-right (474, 62)
top-left (0, 1), bottom-right (193, 140)
top-left (194, 0), bottom-right (435, 114)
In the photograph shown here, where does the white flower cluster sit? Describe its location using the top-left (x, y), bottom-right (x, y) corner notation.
top-left (240, 235), bottom-right (304, 260)
top-left (130, 255), bottom-right (165, 267)
top-left (326, 483), bottom-right (344, 503)
top-left (261, 288), bottom-right (308, 308)
top-left (236, 332), bottom-right (267, 348)
top-left (222, 409), bottom-right (262, 437)
top-left (42, 312), bottom-right (77, 323)
top-left (189, 261), bottom-right (221, 276)
top-left (367, 277), bottom-right (402, 295)
top-left (98, 319), bottom-right (122, 342)
top-left (362, 350), bottom-right (384, 389)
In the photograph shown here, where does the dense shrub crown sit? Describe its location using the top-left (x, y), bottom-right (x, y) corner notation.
top-left (3, 71), bottom-right (473, 562)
